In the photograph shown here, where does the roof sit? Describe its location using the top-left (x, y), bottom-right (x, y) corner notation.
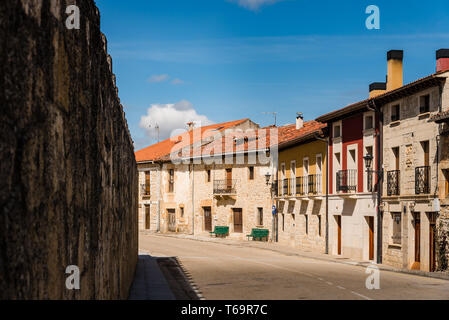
top-left (160, 120), bottom-right (326, 161)
top-left (429, 110), bottom-right (449, 123)
top-left (316, 71), bottom-right (448, 123)
top-left (135, 119), bottom-right (249, 162)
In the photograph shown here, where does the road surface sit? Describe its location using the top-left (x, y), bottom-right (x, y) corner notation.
top-left (139, 233), bottom-right (449, 300)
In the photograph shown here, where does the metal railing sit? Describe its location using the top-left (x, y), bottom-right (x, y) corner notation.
top-left (336, 169), bottom-right (357, 192)
top-left (213, 179), bottom-right (237, 194)
top-left (308, 174), bottom-right (322, 194)
top-left (387, 170), bottom-right (400, 196)
top-left (415, 166), bottom-right (430, 194)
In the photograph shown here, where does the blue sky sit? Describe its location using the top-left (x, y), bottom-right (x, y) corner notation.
top-left (96, 0), bottom-right (449, 149)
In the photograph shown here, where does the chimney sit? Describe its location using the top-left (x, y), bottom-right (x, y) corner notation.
top-left (187, 121), bottom-right (194, 131)
top-left (369, 82), bottom-right (387, 98)
top-left (436, 49), bottom-right (449, 73)
top-left (296, 113), bottom-right (304, 130)
top-left (386, 50), bottom-right (403, 91)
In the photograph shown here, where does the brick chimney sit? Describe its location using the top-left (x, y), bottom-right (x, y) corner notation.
top-left (436, 49), bottom-right (449, 73)
top-left (386, 50), bottom-right (403, 91)
top-left (296, 113), bottom-right (304, 130)
top-left (369, 82), bottom-right (386, 98)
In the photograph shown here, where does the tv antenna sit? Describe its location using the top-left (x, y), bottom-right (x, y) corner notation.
top-left (262, 112), bottom-right (277, 126)
top-left (149, 123), bottom-right (160, 142)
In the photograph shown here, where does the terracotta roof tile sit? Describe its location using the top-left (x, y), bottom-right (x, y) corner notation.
top-left (135, 119), bottom-right (249, 162)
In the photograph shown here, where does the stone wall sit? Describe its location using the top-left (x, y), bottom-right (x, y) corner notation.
top-left (0, 0), bottom-right (138, 299)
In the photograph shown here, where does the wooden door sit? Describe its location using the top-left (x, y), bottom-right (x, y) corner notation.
top-left (204, 207), bottom-right (212, 232)
top-left (145, 205), bottom-right (150, 229)
top-left (167, 209), bottom-right (176, 232)
top-left (336, 216), bottom-right (342, 255)
top-left (368, 216), bottom-right (374, 261)
top-left (226, 168), bottom-right (232, 190)
top-left (233, 208), bottom-right (243, 233)
top-left (414, 214), bottom-right (421, 263)
top-left (429, 213), bottom-right (436, 272)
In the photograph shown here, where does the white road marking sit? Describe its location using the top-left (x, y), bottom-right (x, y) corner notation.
top-left (350, 290), bottom-right (373, 300)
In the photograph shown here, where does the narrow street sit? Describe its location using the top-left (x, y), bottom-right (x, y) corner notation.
top-left (140, 233), bottom-right (449, 300)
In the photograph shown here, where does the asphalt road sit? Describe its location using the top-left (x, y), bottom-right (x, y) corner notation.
top-left (139, 233), bottom-right (449, 300)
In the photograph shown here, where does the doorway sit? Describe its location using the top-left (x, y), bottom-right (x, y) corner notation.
top-left (204, 207), bottom-right (212, 232)
top-left (336, 215), bottom-right (342, 255)
top-left (429, 212), bottom-right (437, 272)
top-left (167, 209), bottom-right (176, 232)
top-left (233, 208), bottom-right (243, 233)
top-left (145, 205), bottom-right (150, 229)
top-left (414, 213), bottom-right (421, 264)
top-left (368, 216), bottom-right (374, 261)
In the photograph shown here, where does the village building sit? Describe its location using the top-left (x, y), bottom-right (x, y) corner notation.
top-left (135, 119), bottom-right (259, 233)
top-left (275, 115), bottom-right (328, 252)
top-left (373, 49), bottom-right (449, 272)
top-left (316, 74), bottom-right (382, 263)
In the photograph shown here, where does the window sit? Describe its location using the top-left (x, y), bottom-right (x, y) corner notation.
top-left (419, 94), bottom-right (430, 114)
top-left (206, 169), bottom-right (211, 182)
top-left (180, 207), bottom-right (184, 218)
top-left (282, 214), bottom-right (285, 232)
top-left (391, 213), bottom-right (402, 245)
top-left (318, 215), bottom-right (322, 236)
top-left (257, 207), bottom-right (263, 226)
top-left (334, 124), bottom-right (341, 138)
top-left (392, 147), bottom-right (400, 170)
top-left (249, 166), bottom-right (254, 180)
top-left (391, 104), bottom-right (400, 122)
top-left (144, 171), bottom-right (151, 195)
top-left (168, 169), bottom-right (174, 193)
top-left (365, 114), bottom-right (374, 130)
top-left (305, 215), bottom-right (308, 234)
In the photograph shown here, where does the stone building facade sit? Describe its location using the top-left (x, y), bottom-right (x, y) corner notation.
top-left (376, 51), bottom-right (449, 272)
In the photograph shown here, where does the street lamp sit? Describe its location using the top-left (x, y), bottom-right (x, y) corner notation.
top-left (265, 172), bottom-right (271, 185)
top-left (363, 154), bottom-right (373, 170)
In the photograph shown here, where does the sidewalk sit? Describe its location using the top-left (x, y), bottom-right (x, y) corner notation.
top-left (128, 254), bottom-right (175, 300)
top-left (142, 231), bottom-right (449, 281)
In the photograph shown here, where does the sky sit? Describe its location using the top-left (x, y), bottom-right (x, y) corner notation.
top-left (95, 0), bottom-right (449, 150)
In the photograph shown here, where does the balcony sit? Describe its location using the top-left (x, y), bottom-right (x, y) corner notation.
top-left (213, 179), bottom-right (237, 195)
top-left (387, 170), bottom-right (400, 196)
top-left (141, 183), bottom-right (151, 197)
top-left (415, 166), bottom-right (430, 194)
top-left (336, 169), bottom-right (357, 192)
top-left (276, 175), bottom-right (322, 197)
top-left (308, 174), bottom-right (322, 195)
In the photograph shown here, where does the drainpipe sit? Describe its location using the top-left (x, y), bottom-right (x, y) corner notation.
top-left (370, 100), bottom-right (383, 264)
top-left (191, 162), bottom-right (195, 235)
top-left (314, 133), bottom-right (329, 254)
top-left (157, 161), bottom-right (162, 232)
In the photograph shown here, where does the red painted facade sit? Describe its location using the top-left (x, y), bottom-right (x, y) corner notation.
top-left (328, 111), bottom-right (379, 194)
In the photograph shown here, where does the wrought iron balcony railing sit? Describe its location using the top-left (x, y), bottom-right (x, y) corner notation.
top-left (415, 166), bottom-right (430, 194)
top-left (213, 179), bottom-right (237, 194)
top-left (336, 169), bottom-right (357, 192)
top-left (387, 170), bottom-right (400, 196)
top-left (308, 174), bottom-right (322, 194)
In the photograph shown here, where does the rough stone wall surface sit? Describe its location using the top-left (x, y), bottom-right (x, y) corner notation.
top-left (0, 0), bottom-right (138, 299)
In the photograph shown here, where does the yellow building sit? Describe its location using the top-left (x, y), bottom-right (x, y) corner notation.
top-left (275, 116), bottom-right (328, 252)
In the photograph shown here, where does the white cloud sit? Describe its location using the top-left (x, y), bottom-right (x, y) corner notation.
top-left (171, 78), bottom-right (185, 85)
top-left (229, 0), bottom-right (284, 11)
top-left (147, 74), bottom-right (169, 83)
top-left (139, 100), bottom-right (214, 141)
